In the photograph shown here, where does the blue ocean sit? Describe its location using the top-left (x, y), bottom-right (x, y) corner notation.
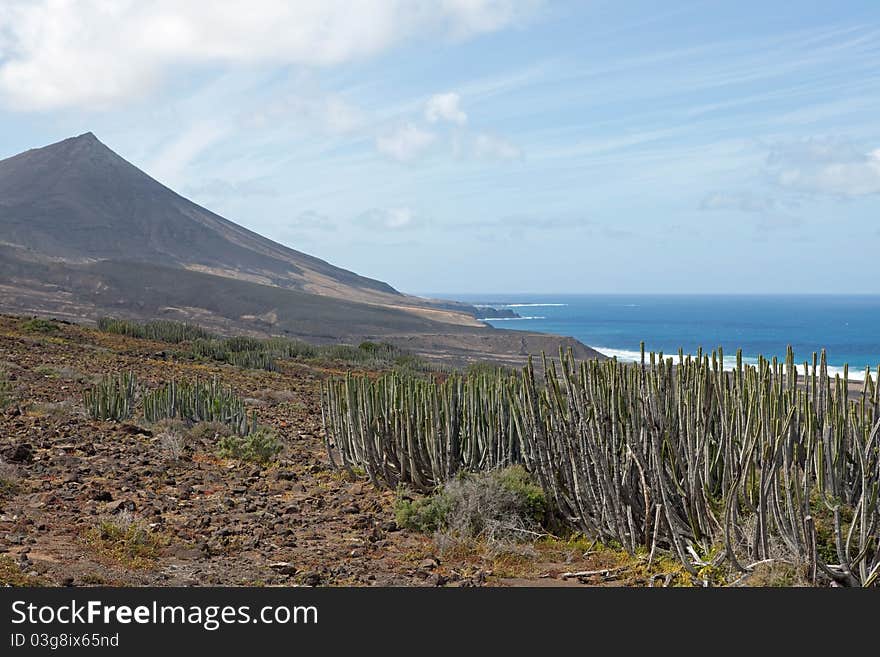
top-left (448, 294), bottom-right (880, 380)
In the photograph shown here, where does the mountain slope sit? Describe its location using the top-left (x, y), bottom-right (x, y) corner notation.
top-left (0, 132), bottom-right (399, 300)
top-left (0, 133), bottom-right (603, 364)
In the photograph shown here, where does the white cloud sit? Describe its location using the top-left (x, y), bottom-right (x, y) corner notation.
top-left (767, 138), bottom-right (880, 197)
top-left (185, 177), bottom-right (278, 200)
top-left (700, 190), bottom-right (804, 234)
top-left (425, 92), bottom-right (467, 124)
top-left (148, 121), bottom-right (230, 184)
top-left (247, 93), bottom-right (364, 134)
top-left (473, 133), bottom-right (522, 159)
top-left (375, 124), bottom-right (436, 162)
top-left (359, 207), bottom-right (422, 229)
top-left (0, 1), bottom-right (540, 110)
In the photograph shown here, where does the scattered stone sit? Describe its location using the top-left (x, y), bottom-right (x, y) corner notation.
top-left (301, 572), bottom-right (322, 586)
top-left (418, 557), bottom-right (439, 571)
top-left (426, 572), bottom-right (446, 587)
top-left (5, 443), bottom-right (33, 463)
top-left (269, 562), bottom-right (297, 576)
top-left (103, 499), bottom-right (136, 514)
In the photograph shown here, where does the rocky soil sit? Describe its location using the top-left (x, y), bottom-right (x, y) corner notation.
top-left (0, 315), bottom-right (621, 587)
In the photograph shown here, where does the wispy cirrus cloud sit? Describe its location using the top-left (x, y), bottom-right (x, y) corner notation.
top-left (184, 177), bottom-right (278, 201)
top-left (699, 191), bottom-right (779, 213)
top-left (375, 123), bottom-right (436, 162)
top-left (245, 92), bottom-right (365, 135)
top-left (147, 121), bottom-right (230, 185)
top-left (358, 207), bottom-right (424, 230)
top-left (288, 210), bottom-right (337, 231)
top-left (473, 133), bottom-right (522, 160)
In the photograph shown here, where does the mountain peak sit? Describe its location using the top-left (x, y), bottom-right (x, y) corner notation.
top-left (11, 131), bottom-right (120, 166)
top-left (59, 131), bottom-right (111, 154)
top-left (0, 132), bottom-right (402, 299)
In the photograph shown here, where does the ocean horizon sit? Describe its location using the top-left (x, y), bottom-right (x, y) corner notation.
top-left (436, 293), bottom-right (880, 380)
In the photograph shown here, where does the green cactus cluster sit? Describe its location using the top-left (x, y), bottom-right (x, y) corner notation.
top-left (143, 377), bottom-right (256, 435)
top-left (321, 346), bottom-right (880, 586)
top-left (188, 338), bottom-right (280, 372)
top-left (321, 368), bottom-right (522, 492)
top-left (97, 317), bottom-right (213, 343)
top-left (97, 316), bottom-right (437, 373)
top-left (83, 371), bottom-right (137, 421)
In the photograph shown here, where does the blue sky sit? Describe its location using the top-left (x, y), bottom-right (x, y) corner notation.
top-left (1, 1), bottom-right (879, 294)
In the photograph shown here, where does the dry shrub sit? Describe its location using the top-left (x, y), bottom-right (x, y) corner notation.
top-left (0, 371), bottom-right (13, 410)
top-left (185, 421), bottom-right (234, 444)
top-left (252, 388), bottom-right (299, 403)
top-left (30, 400), bottom-right (76, 418)
top-left (157, 429), bottom-right (187, 461)
top-left (86, 511), bottom-right (164, 568)
top-left (396, 466), bottom-right (547, 557)
top-left (739, 561), bottom-right (811, 587)
top-left (0, 459), bottom-right (20, 499)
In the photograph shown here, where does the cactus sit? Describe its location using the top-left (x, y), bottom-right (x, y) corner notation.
top-left (99, 317), bottom-right (439, 372)
top-left (97, 317), bottom-right (213, 343)
top-left (83, 371), bottom-right (136, 421)
top-left (143, 377), bottom-right (252, 435)
top-left (321, 347), bottom-right (880, 585)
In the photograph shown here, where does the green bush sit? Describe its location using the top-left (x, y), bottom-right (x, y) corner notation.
top-left (493, 465), bottom-right (546, 524)
top-left (21, 318), bottom-right (59, 333)
top-left (217, 428), bottom-right (283, 464)
top-left (394, 466), bottom-right (547, 540)
top-left (395, 491), bottom-right (454, 533)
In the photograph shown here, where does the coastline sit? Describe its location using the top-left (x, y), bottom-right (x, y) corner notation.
top-left (446, 294), bottom-right (880, 384)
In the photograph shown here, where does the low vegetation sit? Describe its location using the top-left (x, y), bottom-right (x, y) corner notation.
top-left (0, 460), bottom-right (20, 499)
top-left (323, 346), bottom-right (880, 586)
top-left (96, 316), bottom-right (438, 373)
top-left (84, 513), bottom-right (166, 569)
top-left (0, 556), bottom-right (44, 586)
top-left (396, 466), bottom-right (546, 542)
top-left (97, 317), bottom-right (213, 343)
top-left (20, 317), bottom-right (59, 334)
top-left (156, 427), bottom-right (187, 461)
top-left (217, 427), bottom-right (283, 464)
top-left (0, 370), bottom-right (13, 410)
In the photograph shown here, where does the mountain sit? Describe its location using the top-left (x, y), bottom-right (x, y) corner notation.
top-left (0, 133), bottom-right (602, 364)
top-left (1, 132), bottom-right (405, 301)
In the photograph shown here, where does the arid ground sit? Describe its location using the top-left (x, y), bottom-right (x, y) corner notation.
top-left (2, 315), bottom-right (752, 588)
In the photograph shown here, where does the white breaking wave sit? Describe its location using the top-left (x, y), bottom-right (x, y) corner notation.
top-left (593, 346), bottom-right (876, 382)
top-left (483, 316), bottom-right (546, 321)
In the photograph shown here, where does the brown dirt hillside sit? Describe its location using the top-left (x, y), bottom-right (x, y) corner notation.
top-left (0, 316), bottom-right (683, 587)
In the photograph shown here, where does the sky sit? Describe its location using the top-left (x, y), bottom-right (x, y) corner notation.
top-left (0, 0), bottom-right (879, 295)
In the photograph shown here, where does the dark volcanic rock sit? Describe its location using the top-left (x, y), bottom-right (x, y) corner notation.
top-left (4, 442), bottom-right (33, 463)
